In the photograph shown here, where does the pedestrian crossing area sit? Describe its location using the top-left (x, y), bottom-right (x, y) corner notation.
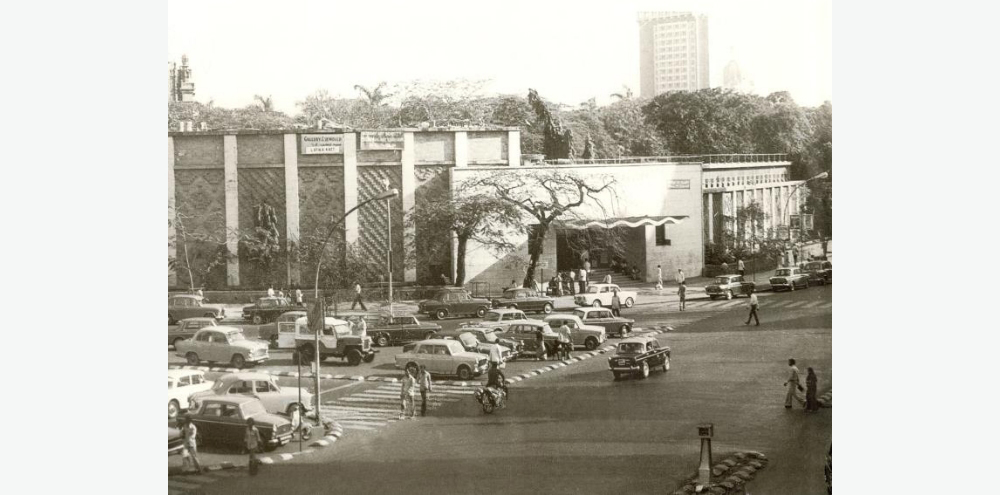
top-left (318, 384), bottom-right (476, 431)
top-left (672, 297), bottom-right (831, 313)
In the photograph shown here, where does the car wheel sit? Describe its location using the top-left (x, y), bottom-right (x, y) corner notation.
top-left (624, 297), bottom-right (634, 308)
top-left (376, 334), bottom-right (390, 347)
top-left (231, 354), bottom-right (246, 369)
top-left (638, 361), bottom-right (649, 379)
top-left (347, 350), bottom-right (362, 366)
top-left (435, 309), bottom-right (447, 320)
top-left (542, 303), bottom-right (553, 314)
top-left (424, 331), bottom-right (435, 340)
top-left (168, 400), bottom-right (180, 419)
top-left (584, 337), bottom-right (598, 350)
top-left (186, 353), bottom-right (199, 365)
top-left (172, 338), bottom-right (184, 349)
top-left (663, 356), bottom-right (670, 372)
top-left (406, 362), bottom-right (419, 375)
top-left (592, 300), bottom-right (602, 308)
top-left (476, 307), bottom-right (487, 318)
top-left (726, 290), bottom-right (734, 300)
top-left (363, 353), bottom-right (375, 363)
top-left (456, 365), bottom-right (473, 381)
top-left (252, 314), bottom-right (264, 325)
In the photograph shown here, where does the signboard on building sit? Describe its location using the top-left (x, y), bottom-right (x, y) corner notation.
top-left (301, 134), bottom-right (343, 154)
top-left (360, 131), bottom-right (404, 150)
top-left (669, 179), bottom-right (691, 189)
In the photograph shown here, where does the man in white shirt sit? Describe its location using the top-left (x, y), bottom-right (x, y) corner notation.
top-left (267, 286), bottom-right (275, 297)
top-left (557, 323), bottom-right (573, 360)
top-left (351, 282), bottom-right (367, 311)
top-left (579, 267), bottom-right (588, 294)
top-left (738, 259), bottom-right (746, 276)
top-left (295, 288), bottom-right (303, 306)
top-left (784, 358), bottom-right (806, 408)
top-left (675, 269), bottom-right (685, 285)
top-left (487, 345), bottom-right (504, 389)
top-left (568, 270), bottom-right (576, 295)
top-left (745, 288), bottom-right (760, 326)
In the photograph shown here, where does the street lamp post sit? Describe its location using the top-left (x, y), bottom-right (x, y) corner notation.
top-left (782, 171), bottom-right (829, 266)
top-left (307, 187), bottom-right (399, 427)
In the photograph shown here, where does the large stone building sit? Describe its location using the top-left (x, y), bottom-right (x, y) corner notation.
top-left (638, 11), bottom-right (710, 98)
top-left (167, 128), bottom-right (800, 290)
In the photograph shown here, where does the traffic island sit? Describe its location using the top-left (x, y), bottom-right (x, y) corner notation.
top-left (670, 451), bottom-right (769, 495)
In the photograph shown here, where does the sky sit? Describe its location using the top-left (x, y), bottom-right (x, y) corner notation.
top-left (167, 0), bottom-right (832, 114)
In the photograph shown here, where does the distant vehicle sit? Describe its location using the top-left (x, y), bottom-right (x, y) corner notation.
top-left (542, 314), bottom-right (607, 351)
top-left (175, 326), bottom-right (270, 369)
top-left (189, 371), bottom-right (314, 417)
top-left (242, 297), bottom-right (295, 325)
top-left (394, 339), bottom-right (489, 380)
top-left (608, 335), bottom-right (671, 380)
top-left (363, 314), bottom-right (441, 347)
top-left (257, 310), bottom-right (307, 349)
top-left (435, 330), bottom-right (516, 362)
top-left (169, 317), bottom-right (218, 348)
top-left (168, 294), bottom-right (225, 325)
top-left (417, 288), bottom-right (492, 320)
top-left (167, 369), bottom-right (214, 419)
top-left (496, 322), bottom-right (560, 358)
top-left (770, 267), bottom-right (810, 291)
top-left (573, 307), bottom-right (635, 338)
top-left (184, 396), bottom-right (293, 451)
top-left (293, 316), bottom-right (376, 366)
top-left (491, 288), bottom-right (555, 314)
top-left (474, 309), bottom-right (540, 333)
top-left (801, 261), bottom-right (833, 285)
top-left (705, 275), bottom-right (756, 300)
top-left (573, 283), bottom-right (636, 308)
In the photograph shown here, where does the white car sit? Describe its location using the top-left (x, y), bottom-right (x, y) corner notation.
top-left (189, 372), bottom-right (315, 416)
top-left (474, 309), bottom-right (545, 333)
top-left (543, 314), bottom-right (607, 350)
top-left (394, 339), bottom-right (489, 380)
top-left (167, 369), bottom-right (213, 419)
top-left (573, 283), bottom-right (637, 309)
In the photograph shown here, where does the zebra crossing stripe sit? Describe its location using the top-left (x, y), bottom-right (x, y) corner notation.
top-left (259, 457), bottom-right (275, 464)
top-left (787, 301), bottom-right (809, 308)
top-left (279, 454), bottom-right (294, 461)
top-left (341, 424), bottom-right (379, 431)
top-left (805, 301), bottom-right (824, 308)
top-left (336, 420), bottom-right (388, 427)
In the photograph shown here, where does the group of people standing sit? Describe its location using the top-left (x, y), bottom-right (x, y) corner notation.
top-left (399, 364), bottom-right (434, 419)
top-left (266, 285), bottom-right (305, 306)
top-left (177, 415), bottom-right (265, 476)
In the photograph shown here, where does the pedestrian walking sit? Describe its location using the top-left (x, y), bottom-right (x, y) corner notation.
top-left (603, 273), bottom-right (612, 284)
top-left (400, 368), bottom-right (416, 419)
top-left (267, 286), bottom-right (274, 297)
top-left (678, 282), bottom-right (686, 311)
top-left (536, 329), bottom-right (546, 361)
top-left (657, 264), bottom-right (663, 287)
top-left (631, 264), bottom-right (639, 280)
top-left (196, 288), bottom-right (204, 299)
top-left (557, 322), bottom-right (572, 360)
top-left (295, 288), bottom-right (303, 307)
top-left (675, 269), bottom-right (685, 285)
top-left (584, 258), bottom-right (591, 272)
top-left (721, 261), bottom-right (729, 273)
top-left (278, 288), bottom-right (285, 299)
top-left (351, 281), bottom-right (367, 311)
top-left (245, 417), bottom-right (263, 475)
top-left (611, 289), bottom-right (621, 317)
top-left (738, 259), bottom-right (746, 277)
top-left (805, 367), bottom-right (819, 412)
top-left (783, 359), bottom-right (806, 409)
top-left (179, 417), bottom-right (203, 473)
top-left (568, 270), bottom-right (576, 295)
top-left (578, 267), bottom-right (587, 294)
top-left (745, 288), bottom-right (760, 326)
top-left (440, 273), bottom-right (450, 286)
top-left (417, 364), bottom-right (433, 416)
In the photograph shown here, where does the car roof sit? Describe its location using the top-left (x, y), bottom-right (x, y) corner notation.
top-left (414, 339), bottom-right (462, 346)
top-left (168, 369), bottom-right (203, 379)
top-left (178, 317), bottom-right (217, 323)
top-left (715, 274), bottom-right (740, 277)
top-left (210, 326), bottom-right (244, 334)
top-left (544, 314), bottom-right (579, 320)
top-left (197, 395), bottom-right (257, 405)
top-left (171, 294), bottom-right (200, 299)
top-left (488, 308), bottom-right (525, 314)
top-left (619, 336), bottom-right (655, 344)
top-left (217, 372), bottom-right (271, 383)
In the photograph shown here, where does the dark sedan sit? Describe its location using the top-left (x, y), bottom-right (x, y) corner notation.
top-left (367, 314), bottom-right (441, 347)
top-left (184, 396), bottom-right (293, 451)
top-left (169, 294), bottom-right (225, 325)
top-left (491, 288), bottom-right (556, 314)
top-left (801, 261), bottom-right (833, 285)
top-left (417, 288), bottom-right (492, 320)
top-left (242, 297), bottom-right (296, 325)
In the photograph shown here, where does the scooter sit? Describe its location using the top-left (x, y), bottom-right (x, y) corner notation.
top-left (474, 384), bottom-right (507, 414)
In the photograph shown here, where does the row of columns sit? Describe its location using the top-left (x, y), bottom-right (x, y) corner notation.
top-left (704, 181), bottom-right (804, 243)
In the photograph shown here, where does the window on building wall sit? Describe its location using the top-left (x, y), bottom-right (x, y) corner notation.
top-left (655, 225), bottom-right (671, 246)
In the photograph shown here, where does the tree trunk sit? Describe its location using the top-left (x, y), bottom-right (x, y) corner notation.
top-left (455, 235), bottom-right (468, 287)
top-left (522, 225), bottom-right (547, 288)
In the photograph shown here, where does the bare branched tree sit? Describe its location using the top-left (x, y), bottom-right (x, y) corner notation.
top-left (170, 211), bottom-right (229, 290)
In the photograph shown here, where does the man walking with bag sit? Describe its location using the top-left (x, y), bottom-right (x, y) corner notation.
top-left (351, 281), bottom-right (367, 311)
top-left (745, 288), bottom-right (760, 326)
top-left (783, 358), bottom-right (806, 409)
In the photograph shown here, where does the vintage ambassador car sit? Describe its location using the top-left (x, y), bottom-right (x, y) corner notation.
top-left (257, 310), bottom-right (307, 349)
top-left (167, 369), bottom-right (214, 419)
top-left (394, 339), bottom-right (489, 380)
top-left (573, 283), bottom-right (637, 308)
top-left (572, 307), bottom-right (635, 338)
top-left (769, 267), bottom-right (810, 291)
top-left (543, 314), bottom-right (607, 351)
top-left (436, 331), bottom-right (516, 363)
top-left (189, 371), bottom-right (314, 417)
top-left (801, 260), bottom-right (833, 285)
top-left (705, 274), bottom-right (756, 300)
top-left (490, 288), bottom-right (555, 314)
top-left (608, 336), bottom-right (671, 380)
top-left (496, 322), bottom-right (560, 358)
top-left (168, 317), bottom-right (218, 348)
top-left (455, 324), bottom-right (521, 352)
top-left (184, 396), bottom-right (293, 451)
top-left (417, 288), bottom-right (492, 320)
top-left (474, 309), bottom-right (540, 333)
top-left (168, 294), bottom-right (225, 325)
top-left (242, 296), bottom-right (296, 325)
top-left (175, 326), bottom-right (270, 369)
top-left (366, 314), bottom-right (442, 347)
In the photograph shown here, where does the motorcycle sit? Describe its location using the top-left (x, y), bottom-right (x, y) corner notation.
top-left (474, 384), bottom-right (507, 414)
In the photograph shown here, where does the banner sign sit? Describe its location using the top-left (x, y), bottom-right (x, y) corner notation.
top-left (360, 131), bottom-right (404, 150)
top-left (301, 134), bottom-right (343, 154)
top-left (669, 179), bottom-right (691, 189)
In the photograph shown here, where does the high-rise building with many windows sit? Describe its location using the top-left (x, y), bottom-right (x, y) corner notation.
top-left (638, 12), bottom-right (709, 98)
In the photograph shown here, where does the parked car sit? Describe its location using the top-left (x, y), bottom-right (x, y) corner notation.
top-left (175, 326), bottom-right (270, 368)
top-left (437, 331), bottom-right (516, 362)
top-left (167, 369), bottom-right (214, 419)
top-left (705, 275), bottom-right (756, 300)
top-left (417, 288), bottom-right (492, 320)
top-left (770, 267), bottom-right (810, 291)
top-left (496, 322), bottom-right (560, 358)
top-left (168, 427), bottom-right (184, 456)
top-left (608, 335), bottom-right (671, 380)
top-left (257, 310), bottom-right (307, 349)
top-left (454, 324), bottom-right (522, 353)
top-left (573, 307), bottom-right (635, 338)
top-left (474, 309), bottom-right (539, 333)
top-left (360, 313), bottom-right (441, 347)
top-left (293, 316), bottom-right (376, 365)
top-left (184, 396), bottom-right (294, 451)
top-left (543, 314), bottom-right (607, 351)
top-left (394, 339), bottom-right (489, 380)
top-left (573, 283), bottom-right (637, 308)
top-left (189, 371), bottom-right (314, 417)
top-left (169, 317), bottom-right (218, 348)
top-left (168, 294), bottom-right (225, 325)
top-left (491, 288), bottom-right (555, 314)
top-left (242, 297), bottom-right (296, 325)
top-left (801, 261), bottom-right (833, 285)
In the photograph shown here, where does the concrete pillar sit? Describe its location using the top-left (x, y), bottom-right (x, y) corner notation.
top-left (508, 130), bottom-right (520, 167)
top-left (401, 132), bottom-right (416, 282)
top-left (706, 193), bottom-right (714, 243)
top-left (223, 135), bottom-right (240, 287)
top-left (168, 136), bottom-right (177, 287)
top-left (454, 131), bottom-right (468, 168)
top-left (643, 225), bottom-right (656, 282)
top-left (343, 133), bottom-right (359, 244)
top-left (283, 134), bottom-right (301, 286)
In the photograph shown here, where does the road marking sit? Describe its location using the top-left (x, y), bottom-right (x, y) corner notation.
top-left (318, 381), bottom-right (365, 395)
top-left (168, 479), bottom-right (203, 490)
top-left (335, 419), bottom-right (388, 427)
top-left (341, 424), bottom-right (379, 431)
top-left (787, 301), bottom-right (809, 308)
top-left (805, 301), bottom-right (824, 308)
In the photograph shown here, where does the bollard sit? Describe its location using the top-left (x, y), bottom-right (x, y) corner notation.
top-left (697, 423), bottom-right (714, 487)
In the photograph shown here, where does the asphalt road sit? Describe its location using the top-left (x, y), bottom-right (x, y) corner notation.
top-left (172, 286), bottom-right (832, 495)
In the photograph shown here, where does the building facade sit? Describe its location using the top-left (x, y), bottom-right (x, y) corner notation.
top-left (638, 12), bottom-right (710, 98)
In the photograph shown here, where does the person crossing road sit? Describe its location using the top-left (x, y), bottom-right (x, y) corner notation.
top-left (745, 288), bottom-right (760, 326)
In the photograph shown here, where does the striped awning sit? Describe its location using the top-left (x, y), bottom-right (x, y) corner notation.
top-left (555, 215), bottom-right (688, 230)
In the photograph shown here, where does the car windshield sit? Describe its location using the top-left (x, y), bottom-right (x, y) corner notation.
top-left (445, 341), bottom-right (465, 354)
top-left (807, 263), bottom-right (822, 269)
top-left (775, 269), bottom-right (792, 276)
top-left (572, 309), bottom-right (586, 319)
top-left (241, 400), bottom-right (266, 417)
top-left (618, 343), bottom-right (645, 354)
top-left (459, 334), bottom-right (478, 347)
top-left (586, 286), bottom-right (601, 294)
top-left (330, 324), bottom-right (351, 337)
top-left (483, 312), bottom-right (501, 322)
top-left (479, 332), bottom-right (498, 343)
top-left (502, 291), bottom-right (518, 299)
top-left (714, 277), bottom-right (730, 284)
top-left (211, 380), bottom-right (226, 391)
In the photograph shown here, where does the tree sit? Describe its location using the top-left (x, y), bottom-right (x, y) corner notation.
top-left (393, 79), bottom-right (493, 127)
top-left (405, 184), bottom-right (525, 287)
top-left (462, 170), bottom-right (618, 287)
top-left (237, 204), bottom-right (284, 287)
top-left (353, 82), bottom-right (394, 127)
top-left (601, 96), bottom-right (668, 157)
top-left (527, 89), bottom-right (574, 159)
top-left (643, 88), bottom-right (762, 154)
top-left (253, 94), bottom-right (274, 112)
top-left (170, 211), bottom-right (229, 290)
top-left (294, 90), bottom-right (364, 128)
